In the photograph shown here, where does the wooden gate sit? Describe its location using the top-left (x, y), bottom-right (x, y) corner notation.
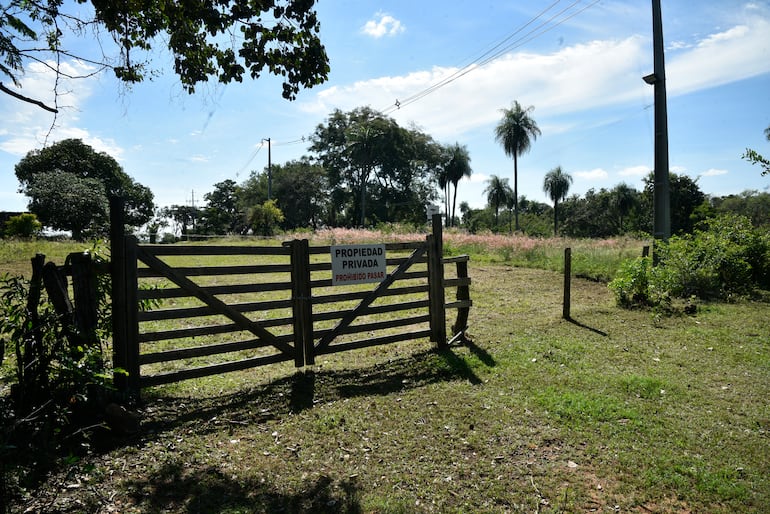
top-left (111, 214), bottom-right (470, 396)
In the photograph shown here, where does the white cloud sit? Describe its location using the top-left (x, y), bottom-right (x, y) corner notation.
top-left (702, 168), bottom-right (728, 177)
top-left (469, 172), bottom-right (490, 183)
top-left (619, 165), bottom-right (650, 177)
top-left (302, 35), bottom-right (649, 139)
top-left (362, 12), bottom-right (405, 38)
top-left (667, 17), bottom-right (770, 95)
top-left (304, 12), bottom-right (770, 141)
top-left (0, 59), bottom-right (124, 161)
top-left (190, 154), bottom-right (209, 163)
top-left (575, 168), bottom-right (609, 180)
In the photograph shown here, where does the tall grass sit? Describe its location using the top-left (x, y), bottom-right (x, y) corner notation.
top-left (0, 227), bottom-right (647, 282)
top-left (306, 226), bottom-right (649, 282)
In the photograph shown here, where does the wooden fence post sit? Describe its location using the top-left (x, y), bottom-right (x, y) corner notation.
top-left (124, 236), bottom-right (141, 395)
top-left (110, 196), bottom-right (130, 395)
top-left (289, 239), bottom-right (314, 367)
top-left (428, 213), bottom-right (447, 346)
top-left (70, 251), bottom-right (98, 345)
top-left (563, 247), bottom-right (571, 320)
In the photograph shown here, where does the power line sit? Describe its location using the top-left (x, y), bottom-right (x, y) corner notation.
top-left (381, 0), bottom-right (601, 115)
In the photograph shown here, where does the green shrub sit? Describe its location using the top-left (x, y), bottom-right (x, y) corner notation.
top-left (609, 214), bottom-right (770, 307)
top-left (608, 256), bottom-right (652, 306)
top-left (3, 213), bottom-right (42, 238)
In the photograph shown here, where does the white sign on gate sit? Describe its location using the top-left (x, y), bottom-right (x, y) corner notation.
top-left (331, 244), bottom-right (387, 286)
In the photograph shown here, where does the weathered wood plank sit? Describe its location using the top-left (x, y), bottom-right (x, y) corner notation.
top-left (140, 353), bottom-right (293, 388)
top-left (139, 335), bottom-right (294, 364)
top-left (315, 329), bottom-right (433, 356)
top-left (140, 245), bottom-right (291, 256)
top-left (138, 263), bottom-right (292, 278)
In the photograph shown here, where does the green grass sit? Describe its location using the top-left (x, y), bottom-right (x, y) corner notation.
top-left (2, 235), bottom-right (769, 513)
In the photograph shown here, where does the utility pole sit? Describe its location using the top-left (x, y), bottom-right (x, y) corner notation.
top-left (643, 0), bottom-right (671, 242)
top-left (262, 138), bottom-right (272, 201)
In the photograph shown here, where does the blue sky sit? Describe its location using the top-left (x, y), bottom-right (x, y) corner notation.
top-left (2, 0), bottom-right (769, 215)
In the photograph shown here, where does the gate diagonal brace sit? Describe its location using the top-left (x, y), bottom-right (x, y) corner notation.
top-left (136, 247), bottom-right (294, 356)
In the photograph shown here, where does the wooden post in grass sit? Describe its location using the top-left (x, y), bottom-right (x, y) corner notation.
top-left (110, 196), bottom-right (129, 395)
top-left (428, 213), bottom-right (447, 346)
top-left (563, 247), bottom-right (571, 320)
top-left (288, 239), bottom-right (314, 367)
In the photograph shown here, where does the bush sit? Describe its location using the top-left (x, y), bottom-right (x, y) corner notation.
top-left (609, 214), bottom-right (770, 307)
top-left (3, 213), bottom-right (42, 238)
top-left (608, 256), bottom-right (653, 307)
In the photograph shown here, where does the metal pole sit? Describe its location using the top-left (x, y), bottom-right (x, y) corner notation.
top-left (266, 138), bottom-right (272, 201)
top-left (651, 0), bottom-right (671, 241)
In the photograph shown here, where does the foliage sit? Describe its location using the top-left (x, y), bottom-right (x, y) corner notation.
top-left (712, 190), bottom-right (770, 228)
top-left (3, 213), bottom-right (41, 238)
top-left (741, 124), bottom-right (770, 176)
top-left (443, 142), bottom-right (472, 227)
top-left (14, 139), bottom-right (154, 238)
top-left (483, 175), bottom-right (513, 230)
top-left (608, 256), bottom-right (654, 307)
top-left (239, 159), bottom-right (329, 231)
top-left (641, 171), bottom-right (706, 235)
top-left (27, 170), bottom-right (109, 240)
top-left (309, 107), bottom-right (441, 227)
top-left (610, 214), bottom-right (770, 307)
top-left (248, 200), bottom-right (285, 236)
top-left (160, 205), bottom-right (203, 239)
top-left (0, 247), bottom-right (114, 410)
top-left (0, 0), bottom-right (329, 107)
top-left (494, 100), bottom-right (541, 231)
top-left (199, 179), bottom-right (243, 235)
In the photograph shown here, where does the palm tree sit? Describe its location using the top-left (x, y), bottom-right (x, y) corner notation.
top-left (494, 101), bottom-right (541, 232)
top-left (445, 143), bottom-right (472, 227)
top-left (436, 165), bottom-right (450, 227)
top-left (543, 166), bottom-right (573, 236)
top-left (484, 175), bottom-right (513, 230)
top-left (611, 183), bottom-right (637, 234)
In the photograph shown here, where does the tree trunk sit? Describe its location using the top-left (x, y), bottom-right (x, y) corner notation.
top-left (451, 183), bottom-right (459, 227)
top-left (553, 200), bottom-right (559, 236)
top-left (513, 154), bottom-right (519, 232)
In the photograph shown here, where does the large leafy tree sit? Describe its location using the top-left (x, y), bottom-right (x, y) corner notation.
top-left (310, 107), bottom-right (440, 227)
top-left (26, 171), bottom-right (107, 239)
top-left (641, 172), bottom-right (705, 235)
top-left (1, 0), bottom-right (329, 110)
top-left (444, 143), bottom-right (472, 227)
top-left (14, 138), bottom-right (154, 238)
top-left (484, 174), bottom-right (513, 230)
top-left (494, 100), bottom-right (541, 232)
top-left (200, 179), bottom-right (242, 235)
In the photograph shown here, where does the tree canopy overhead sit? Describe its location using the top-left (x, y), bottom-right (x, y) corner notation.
top-left (0, 0), bottom-right (330, 109)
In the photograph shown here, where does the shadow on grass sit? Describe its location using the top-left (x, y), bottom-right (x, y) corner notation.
top-left (123, 460), bottom-right (362, 513)
top-left (132, 346), bottom-right (487, 445)
top-left (565, 316), bottom-right (608, 337)
top-left (461, 337), bottom-right (496, 367)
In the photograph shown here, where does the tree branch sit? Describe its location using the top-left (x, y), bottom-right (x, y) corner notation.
top-left (0, 82), bottom-right (58, 113)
